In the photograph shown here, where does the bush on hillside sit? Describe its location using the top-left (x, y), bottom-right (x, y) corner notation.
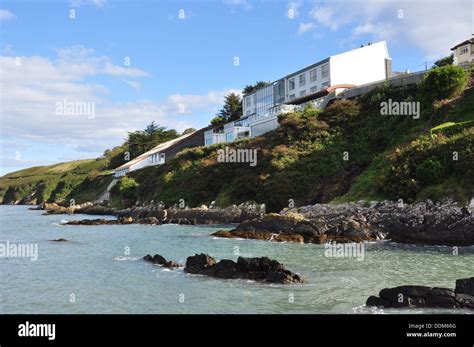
top-left (320, 99), bottom-right (360, 125)
top-left (415, 159), bottom-right (443, 186)
top-left (421, 65), bottom-right (468, 102)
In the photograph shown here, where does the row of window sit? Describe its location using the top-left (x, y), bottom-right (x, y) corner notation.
top-left (459, 46), bottom-right (469, 55)
top-left (150, 153), bottom-right (165, 163)
top-left (288, 82), bottom-right (330, 100)
top-left (288, 63), bottom-right (329, 91)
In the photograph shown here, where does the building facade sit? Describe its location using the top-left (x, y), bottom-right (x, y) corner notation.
top-left (451, 39), bottom-right (474, 68)
top-left (205, 41), bottom-right (392, 146)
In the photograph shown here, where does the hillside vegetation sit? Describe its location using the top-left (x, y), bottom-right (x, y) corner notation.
top-left (0, 159), bottom-right (112, 205)
top-left (124, 66), bottom-right (473, 211)
top-left (1, 65), bottom-right (473, 210)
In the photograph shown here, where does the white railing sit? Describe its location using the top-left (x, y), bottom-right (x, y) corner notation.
top-left (248, 104), bottom-right (300, 123)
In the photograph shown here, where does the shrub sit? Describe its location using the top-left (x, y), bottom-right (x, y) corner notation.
top-left (118, 177), bottom-right (139, 201)
top-left (421, 65), bottom-right (468, 102)
top-left (320, 99), bottom-right (360, 125)
top-left (415, 159), bottom-right (443, 186)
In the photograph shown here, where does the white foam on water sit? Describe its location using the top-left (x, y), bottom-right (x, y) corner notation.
top-left (114, 256), bottom-right (138, 261)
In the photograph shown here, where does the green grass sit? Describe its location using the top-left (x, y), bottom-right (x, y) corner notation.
top-left (0, 158), bottom-right (109, 204)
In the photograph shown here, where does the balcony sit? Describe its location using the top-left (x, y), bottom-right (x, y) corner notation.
top-left (204, 127), bottom-right (225, 146)
top-left (248, 104), bottom-right (300, 123)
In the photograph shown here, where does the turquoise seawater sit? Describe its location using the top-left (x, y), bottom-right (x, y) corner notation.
top-left (0, 205), bottom-right (473, 314)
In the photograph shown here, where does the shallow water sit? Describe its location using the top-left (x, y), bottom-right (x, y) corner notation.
top-left (0, 205), bottom-right (472, 314)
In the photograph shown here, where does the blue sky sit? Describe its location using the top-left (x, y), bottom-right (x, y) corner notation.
top-left (0, 0), bottom-right (472, 175)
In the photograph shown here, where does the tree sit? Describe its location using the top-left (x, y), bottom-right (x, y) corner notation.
top-left (433, 54), bottom-right (454, 68)
top-left (210, 92), bottom-right (243, 126)
top-left (242, 81), bottom-right (271, 95)
top-left (182, 128), bottom-right (196, 135)
top-left (126, 121), bottom-right (179, 159)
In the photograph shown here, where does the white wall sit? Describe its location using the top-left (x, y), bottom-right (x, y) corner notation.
top-left (329, 41), bottom-right (390, 87)
top-left (250, 117), bottom-right (279, 137)
top-left (454, 43), bottom-right (474, 65)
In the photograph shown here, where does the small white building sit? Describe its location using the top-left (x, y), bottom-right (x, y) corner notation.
top-left (451, 38), bottom-right (474, 68)
top-left (114, 129), bottom-right (205, 177)
top-left (205, 41), bottom-right (392, 146)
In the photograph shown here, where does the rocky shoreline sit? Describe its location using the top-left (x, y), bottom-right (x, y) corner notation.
top-left (42, 199), bottom-right (474, 246)
top-left (366, 277), bottom-right (474, 309)
top-left (214, 200), bottom-right (474, 246)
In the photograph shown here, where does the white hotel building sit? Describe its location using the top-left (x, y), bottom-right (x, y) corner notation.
top-left (205, 41), bottom-right (392, 145)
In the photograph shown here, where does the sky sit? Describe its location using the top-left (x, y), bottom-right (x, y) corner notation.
top-left (0, 0), bottom-right (473, 175)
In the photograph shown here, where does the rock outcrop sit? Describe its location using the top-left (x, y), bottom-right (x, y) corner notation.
top-left (183, 253), bottom-right (305, 284)
top-left (213, 200), bottom-right (474, 246)
top-left (366, 277), bottom-right (474, 309)
top-left (143, 254), bottom-right (181, 269)
top-left (63, 218), bottom-right (129, 226)
top-left (212, 212), bottom-right (385, 244)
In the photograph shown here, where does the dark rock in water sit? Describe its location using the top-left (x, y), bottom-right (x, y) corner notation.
top-left (50, 238), bottom-right (69, 242)
top-left (63, 218), bottom-right (121, 225)
top-left (455, 277), bottom-right (474, 296)
top-left (184, 253), bottom-right (305, 284)
top-left (366, 295), bottom-right (390, 307)
top-left (366, 278), bottom-right (474, 309)
top-left (184, 253), bottom-right (217, 275)
top-left (455, 294), bottom-right (474, 309)
top-left (137, 217), bottom-right (160, 225)
top-left (143, 254), bottom-right (181, 269)
top-left (212, 212), bottom-right (381, 244)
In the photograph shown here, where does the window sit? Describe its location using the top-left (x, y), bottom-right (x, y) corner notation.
top-left (289, 94), bottom-right (295, 100)
top-left (289, 78), bottom-right (295, 90)
top-left (226, 132), bottom-right (234, 142)
top-left (310, 86), bottom-right (317, 93)
top-left (160, 153), bottom-right (165, 162)
top-left (460, 46), bottom-right (469, 54)
top-left (310, 69), bottom-right (317, 82)
top-left (299, 73), bottom-right (306, 86)
top-left (246, 97), bottom-right (251, 107)
top-left (300, 90), bottom-right (306, 97)
top-left (321, 63), bottom-right (329, 78)
top-left (322, 81), bottom-right (330, 88)
top-left (205, 138), bottom-right (212, 146)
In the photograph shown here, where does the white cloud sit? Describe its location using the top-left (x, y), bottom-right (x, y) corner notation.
top-left (125, 80), bottom-right (142, 90)
top-left (0, 49), bottom-right (236, 156)
top-left (298, 22), bottom-right (316, 35)
top-left (223, 0), bottom-right (251, 9)
top-left (307, 0), bottom-right (472, 59)
top-left (70, 0), bottom-right (106, 8)
top-left (0, 9), bottom-right (16, 21)
top-left (103, 62), bottom-right (149, 77)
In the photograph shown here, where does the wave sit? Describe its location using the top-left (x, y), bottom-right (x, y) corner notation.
top-left (114, 256), bottom-right (139, 261)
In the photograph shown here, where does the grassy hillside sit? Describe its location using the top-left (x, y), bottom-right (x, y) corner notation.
top-left (117, 66), bottom-right (473, 211)
top-left (0, 158), bottom-right (113, 204)
top-left (2, 65), bottom-right (473, 209)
